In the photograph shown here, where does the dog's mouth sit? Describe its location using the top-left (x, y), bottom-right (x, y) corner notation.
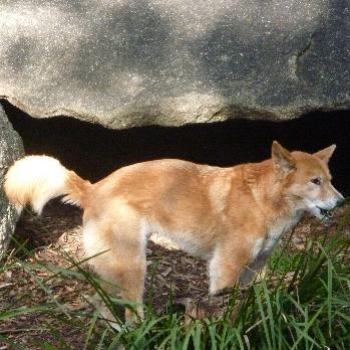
top-left (316, 206), bottom-right (333, 219)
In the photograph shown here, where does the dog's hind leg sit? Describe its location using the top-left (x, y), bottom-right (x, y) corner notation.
top-left (83, 203), bottom-right (148, 323)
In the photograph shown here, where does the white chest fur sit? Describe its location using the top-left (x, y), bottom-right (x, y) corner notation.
top-left (253, 213), bottom-right (302, 260)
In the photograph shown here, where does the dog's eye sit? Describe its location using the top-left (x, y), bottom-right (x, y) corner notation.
top-left (311, 177), bottom-right (321, 185)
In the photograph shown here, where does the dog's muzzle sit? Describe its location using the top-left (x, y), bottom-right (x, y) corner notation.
top-left (316, 197), bottom-right (345, 220)
top-left (316, 206), bottom-right (333, 219)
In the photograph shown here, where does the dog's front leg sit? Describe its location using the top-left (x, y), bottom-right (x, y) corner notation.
top-left (208, 238), bottom-right (253, 296)
top-left (239, 252), bottom-right (270, 286)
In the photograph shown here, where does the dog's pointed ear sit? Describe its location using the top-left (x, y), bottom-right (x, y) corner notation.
top-left (271, 141), bottom-right (296, 174)
top-left (313, 144), bottom-right (336, 164)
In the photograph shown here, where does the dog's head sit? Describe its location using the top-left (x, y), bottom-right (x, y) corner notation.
top-left (272, 141), bottom-right (344, 219)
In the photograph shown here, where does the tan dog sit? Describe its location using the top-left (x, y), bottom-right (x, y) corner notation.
top-left (4, 141), bottom-right (344, 320)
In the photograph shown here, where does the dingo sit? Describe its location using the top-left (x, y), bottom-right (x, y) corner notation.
top-left (4, 141), bottom-right (344, 320)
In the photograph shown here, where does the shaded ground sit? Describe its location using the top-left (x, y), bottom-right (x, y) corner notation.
top-left (0, 199), bottom-right (348, 349)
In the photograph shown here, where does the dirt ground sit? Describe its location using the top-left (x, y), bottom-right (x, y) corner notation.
top-left (0, 200), bottom-right (348, 348)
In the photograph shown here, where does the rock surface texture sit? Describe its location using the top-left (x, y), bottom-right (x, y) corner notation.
top-left (0, 1), bottom-right (349, 128)
top-left (0, 104), bottom-right (24, 259)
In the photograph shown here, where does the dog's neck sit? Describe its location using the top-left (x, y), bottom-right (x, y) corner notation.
top-left (242, 160), bottom-right (301, 222)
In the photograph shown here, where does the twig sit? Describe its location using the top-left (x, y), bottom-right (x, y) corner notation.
top-left (0, 328), bottom-right (43, 334)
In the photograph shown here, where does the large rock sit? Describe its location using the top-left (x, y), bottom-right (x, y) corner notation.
top-left (0, 1), bottom-right (349, 128)
top-left (0, 104), bottom-right (24, 259)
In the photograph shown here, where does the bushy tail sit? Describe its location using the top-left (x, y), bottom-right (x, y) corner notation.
top-left (4, 155), bottom-right (91, 214)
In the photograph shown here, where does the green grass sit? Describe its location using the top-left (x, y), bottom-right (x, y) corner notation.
top-left (1, 214), bottom-right (350, 349)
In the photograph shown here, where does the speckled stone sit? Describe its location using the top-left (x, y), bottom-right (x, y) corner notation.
top-left (0, 1), bottom-right (349, 128)
top-left (0, 103), bottom-right (24, 259)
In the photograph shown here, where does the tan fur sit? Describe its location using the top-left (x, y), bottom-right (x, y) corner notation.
top-left (4, 142), bottom-right (344, 321)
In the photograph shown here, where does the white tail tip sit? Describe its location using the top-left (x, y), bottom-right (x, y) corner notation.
top-left (4, 155), bottom-right (69, 214)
